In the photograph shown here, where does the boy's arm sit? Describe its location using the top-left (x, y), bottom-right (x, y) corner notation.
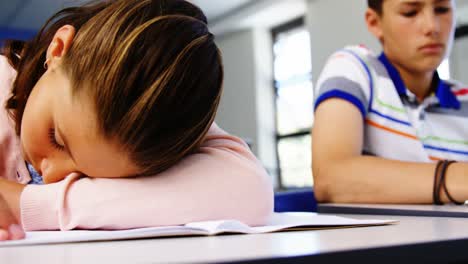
top-left (312, 98), bottom-right (468, 204)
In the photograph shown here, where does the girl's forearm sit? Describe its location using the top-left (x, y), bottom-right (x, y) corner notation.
top-left (0, 179), bottom-right (25, 223)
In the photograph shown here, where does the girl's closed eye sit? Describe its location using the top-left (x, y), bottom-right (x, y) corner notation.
top-left (48, 128), bottom-right (65, 151)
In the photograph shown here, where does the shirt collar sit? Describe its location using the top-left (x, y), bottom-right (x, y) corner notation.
top-left (378, 53), bottom-right (460, 109)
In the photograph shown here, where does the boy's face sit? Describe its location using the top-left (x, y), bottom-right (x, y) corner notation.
top-left (371, 0), bottom-right (455, 74)
top-left (20, 67), bottom-right (141, 183)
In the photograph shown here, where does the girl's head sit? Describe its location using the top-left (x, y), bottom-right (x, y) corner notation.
top-left (3, 0), bottom-right (223, 183)
top-left (366, 0), bottom-right (455, 74)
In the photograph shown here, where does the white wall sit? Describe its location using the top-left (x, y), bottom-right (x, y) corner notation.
top-left (456, 0), bottom-right (468, 25)
top-left (215, 30), bottom-right (258, 151)
top-left (306, 0), bottom-right (380, 81)
top-left (451, 37), bottom-right (468, 85)
top-left (452, 0), bottom-right (468, 85)
top-left (215, 29), bottom-right (279, 184)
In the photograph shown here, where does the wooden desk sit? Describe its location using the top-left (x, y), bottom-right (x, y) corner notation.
top-left (2, 214), bottom-right (468, 263)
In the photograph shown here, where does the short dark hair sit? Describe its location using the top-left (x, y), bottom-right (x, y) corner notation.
top-left (368, 0), bottom-right (384, 15)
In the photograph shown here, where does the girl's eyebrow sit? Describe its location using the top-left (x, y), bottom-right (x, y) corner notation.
top-left (56, 125), bottom-right (76, 163)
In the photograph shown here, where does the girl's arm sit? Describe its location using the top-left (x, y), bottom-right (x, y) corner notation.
top-left (0, 179), bottom-right (25, 240)
top-left (312, 98), bottom-right (468, 204)
top-left (20, 124), bottom-right (273, 231)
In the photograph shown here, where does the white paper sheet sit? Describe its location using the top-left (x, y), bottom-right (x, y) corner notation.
top-left (0, 212), bottom-right (397, 247)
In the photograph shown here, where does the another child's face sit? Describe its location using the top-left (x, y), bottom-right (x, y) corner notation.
top-left (20, 67), bottom-right (141, 183)
top-left (378, 0), bottom-right (455, 73)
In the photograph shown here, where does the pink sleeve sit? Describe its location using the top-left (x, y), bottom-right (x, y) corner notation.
top-left (0, 56), bottom-right (30, 184)
top-left (20, 124), bottom-right (274, 231)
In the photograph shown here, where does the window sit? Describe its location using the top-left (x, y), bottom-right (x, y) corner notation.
top-left (272, 18), bottom-right (313, 189)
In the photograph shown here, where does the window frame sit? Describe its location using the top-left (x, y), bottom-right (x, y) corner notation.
top-left (271, 17), bottom-right (313, 190)
top-left (455, 24), bottom-right (468, 39)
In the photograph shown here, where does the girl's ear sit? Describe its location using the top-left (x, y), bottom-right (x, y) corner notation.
top-left (46, 25), bottom-right (76, 70)
top-left (365, 8), bottom-right (384, 43)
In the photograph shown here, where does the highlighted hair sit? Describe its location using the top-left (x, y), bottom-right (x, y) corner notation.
top-left (3, 0), bottom-right (224, 175)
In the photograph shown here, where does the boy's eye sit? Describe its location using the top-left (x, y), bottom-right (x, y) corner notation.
top-left (402, 10), bottom-right (418, 17)
top-left (48, 128), bottom-right (65, 151)
top-left (435, 7), bottom-right (450, 14)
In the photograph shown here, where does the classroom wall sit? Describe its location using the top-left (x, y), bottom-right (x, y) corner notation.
top-left (215, 30), bottom-right (258, 152)
top-left (306, 0), bottom-right (380, 80)
top-left (453, 1), bottom-right (468, 84)
top-left (215, 29), bottom-right (279, 184)
top-left (450, 36), bottom-right (468, 85)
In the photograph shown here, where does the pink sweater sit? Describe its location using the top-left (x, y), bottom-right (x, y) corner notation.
top-left (0, 56), bottom-right (273, 231)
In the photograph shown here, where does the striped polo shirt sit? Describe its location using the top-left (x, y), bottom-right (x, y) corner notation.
top-left (314, 45), bottom-right (468, 162)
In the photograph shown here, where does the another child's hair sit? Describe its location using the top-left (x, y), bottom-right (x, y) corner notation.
top-left (368, 0), bottom-right (384, 15)
top-left (2, 0), bottom-right (224, 175)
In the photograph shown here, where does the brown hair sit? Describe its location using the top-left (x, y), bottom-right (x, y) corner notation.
top-left (368, 0), bottom-right (384, 15)
top-left (2, 0), bottom-right (224, 175)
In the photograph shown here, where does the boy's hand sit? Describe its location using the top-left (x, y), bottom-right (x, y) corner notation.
top-left (0, 179), bottom-right (26, 240)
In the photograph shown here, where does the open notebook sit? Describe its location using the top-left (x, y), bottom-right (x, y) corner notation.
top-left (0, 212), bottom-right (396, 246)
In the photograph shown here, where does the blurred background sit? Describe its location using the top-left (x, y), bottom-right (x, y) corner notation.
top-left (1, 0), bottom-right (467, 191)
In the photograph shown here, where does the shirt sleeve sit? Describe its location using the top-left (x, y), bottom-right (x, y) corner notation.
top-left (314, 49), bottom-right (373, 118)
top-left (20, 123), bottom-right (274, 231)
top-left (0, 56), bottom-right (31, 184)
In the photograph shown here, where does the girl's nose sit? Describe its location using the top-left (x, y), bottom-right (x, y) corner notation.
top-left (40, 158), bottom-right (76, 183)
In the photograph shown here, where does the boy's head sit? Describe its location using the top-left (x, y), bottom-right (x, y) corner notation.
top-left (5, 0), bottom-right (223, 182)
top-left (365, 0), bottom-right (455, 77)
top-left (368, 0), bottom-right (384, 15)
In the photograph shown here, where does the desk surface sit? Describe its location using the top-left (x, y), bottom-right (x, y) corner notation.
top-left (319, 203), bottom-right (468, 218)
top-left (2, 214), bottom-right (468, 264)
